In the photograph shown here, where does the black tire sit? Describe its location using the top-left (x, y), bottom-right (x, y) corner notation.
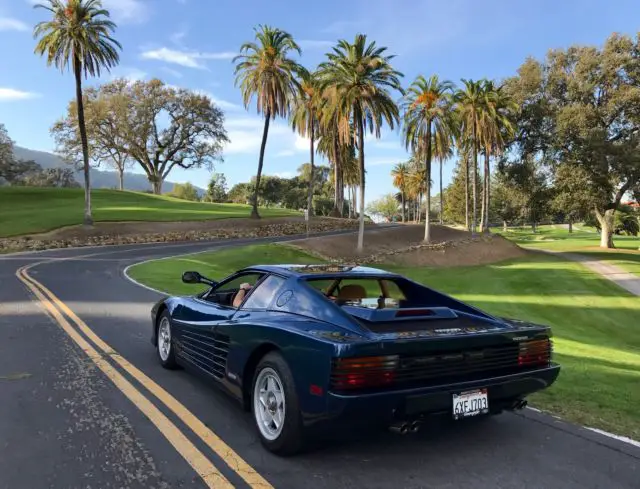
top-left (156, 311), bottom-right (178, 369)
top-left (251, 351), bottom-right (304, 455)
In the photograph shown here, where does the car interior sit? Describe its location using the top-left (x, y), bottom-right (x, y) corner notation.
top-left (202, 272), bottom-right (265, 308)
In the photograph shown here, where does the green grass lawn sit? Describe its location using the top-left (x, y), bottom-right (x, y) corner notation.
top-left (0, 187), bottom-right (299, 238)
top-left (128, 243), bottom-right (640, 440)
top-left (502, 225), bottom-right (640, 276)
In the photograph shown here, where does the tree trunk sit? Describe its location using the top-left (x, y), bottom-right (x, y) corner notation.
top-left (480, 152), bottom-right (485, 232)
top-left (568, 219), bottom-right (573, 234)
top-left (331, 134), bottom-right (342, 217)
top-left (503, 220), bottom-right (507, 233)
top-left (595, 208), bottom-right (615, 248)
top-left (152, 177), bottom-right (163, 195)
top-left (464, 154), bottom-right (469, 231)
top-left (439, 159), bottom-right (444, 225)
top-left (484, 150), bottom-right (490, 233)
top-left (306, 125), bottom-right (315, 237)
top-left (73, 56), bottom-right (93, 226)
top-left (401, 190), bottom-right (405, 223)
top-left (471, 124), bottom-right (478, 235)
top-left (118, 167), bottom-right (124, 191)
top-left (424, 122), bottom-right (432, 242)
top-left (252, 111), bottom-right (271, 219)
top-left (356, 112), bottom-right (366, 252)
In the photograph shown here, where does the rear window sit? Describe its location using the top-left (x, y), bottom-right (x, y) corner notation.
top-left (242, 275), bottom-right (285, 310)
top-left (306, 277), bottom-right (407, 309)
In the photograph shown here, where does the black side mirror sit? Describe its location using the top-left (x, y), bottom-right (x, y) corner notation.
top-left (181, 271), bottom-right (218, 287)
top-left (182, 271), bottom-right (202, 284)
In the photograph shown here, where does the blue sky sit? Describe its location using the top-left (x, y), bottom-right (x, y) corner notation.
top-left (1, 0), bottom-right (638, 202)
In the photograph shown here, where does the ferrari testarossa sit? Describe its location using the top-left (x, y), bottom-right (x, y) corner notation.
top-left (151, 264), bottom-right (561, 454)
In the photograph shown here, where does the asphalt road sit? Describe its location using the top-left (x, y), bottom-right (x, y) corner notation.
top-left (1, 235), bottom-right (639, 489)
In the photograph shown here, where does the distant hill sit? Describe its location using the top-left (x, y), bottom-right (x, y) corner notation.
top-left (12, 146), bottom-right (204, 194)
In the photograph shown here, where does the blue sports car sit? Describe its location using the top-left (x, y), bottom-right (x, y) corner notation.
top-left (151, 264), bottom-right (561, 454)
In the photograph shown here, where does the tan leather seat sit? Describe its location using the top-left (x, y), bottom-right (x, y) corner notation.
top-left (336, 284), bottom-right (366, 302)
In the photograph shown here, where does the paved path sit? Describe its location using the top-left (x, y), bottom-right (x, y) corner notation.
top-left (1, 235), bottom-right (639, 489)
top-left (536, 249), bottom-right (640, 296)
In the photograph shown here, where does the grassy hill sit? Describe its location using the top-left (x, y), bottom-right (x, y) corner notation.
top-left (0, 187), bottom-right (299, 238)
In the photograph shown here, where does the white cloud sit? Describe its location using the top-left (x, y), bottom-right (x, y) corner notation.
top-left (102, 0), bottom-right (149, 23)
top-left (273, 171), bottom-right (294, 178)
top-left (298, 39), bottom-right (334, 50)
top-left (0, 88), bottom-right (40, 101)
top-left (294, 134), bottom-right (311, 152)
top-left (0, 17), bottom-right (28, 31)
top-left (373, 140), bottom-right (401, 150)
top-left (161, 66), bottom-right (183, 79)
top-left (223, 118), bottom-right (291, 154)
top-left (110, 66), bottom-right (147, 82)
top-left (367, 156), bottom-right (406, 166)
top-left (140, 47), bottom-right (236, 69)
top-left (276, 150), bottom-right (295, 157)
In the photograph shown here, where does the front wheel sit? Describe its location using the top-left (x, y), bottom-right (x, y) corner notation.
top-left (156, 312), bottom-right (177, 369)
top-left (251, 352), bottom-right (303, 455)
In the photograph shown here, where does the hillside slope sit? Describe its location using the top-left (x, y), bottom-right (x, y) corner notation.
top-left (0, 187), bottom-right (298, 237)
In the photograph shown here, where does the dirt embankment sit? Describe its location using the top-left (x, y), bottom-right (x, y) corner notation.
top-left (0, 217), bottom-right (366, 253)
top-left (290, 224), bottom-right (527, 267)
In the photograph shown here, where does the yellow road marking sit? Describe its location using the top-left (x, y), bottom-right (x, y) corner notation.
top-left (18, 264), bottom-right (273, 489)
top-left (16, 266), bottom-right (233, 489)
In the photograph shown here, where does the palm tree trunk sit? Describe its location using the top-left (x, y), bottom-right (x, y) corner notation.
top-left (424, 122), bottom-right (432, 242)
top-left (74, 56), bottom-right (93, 226)
top-left (356, 113), bottom-right (366, 252)
top-left (472, 124), bottom-right (478, 235)
top-left (439, 159), bottom-right (444, 225)
top-left (401, 190), bottom-right (405, 223)
top-left (464, 154), bottom-right (469, 231)
top-left (331, 134), bottom-right (342, 217)
top-left (252, 110), bottom-right (271, 219)
top-left (483, 149), bottom-right (490, 233)
top-left (306, 124), bottom-right (315, 237)
top-left (480, 151), bottom-right (486, 231)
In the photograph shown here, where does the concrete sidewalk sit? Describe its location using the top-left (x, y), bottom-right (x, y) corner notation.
top-left (537, 249), bottom-right (640, 296)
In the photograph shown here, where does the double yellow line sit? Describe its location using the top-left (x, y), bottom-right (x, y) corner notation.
top-left (16, 263), bottom-right (273, 489)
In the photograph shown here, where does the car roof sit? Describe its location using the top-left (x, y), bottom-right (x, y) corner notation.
top-left (240, 264), bottom-right (400, 279)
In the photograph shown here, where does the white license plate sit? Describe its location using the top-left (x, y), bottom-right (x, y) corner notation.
top-left (452, 389), bottom-right (489, 419)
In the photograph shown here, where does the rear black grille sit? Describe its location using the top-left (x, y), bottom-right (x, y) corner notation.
top-left (397, 344), bottom-right (521, 384)
top-left (329, 339), bottom-right (551, 392)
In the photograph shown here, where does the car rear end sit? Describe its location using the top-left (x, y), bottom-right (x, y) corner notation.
top-left (324, 314), bottom-right (560, 431)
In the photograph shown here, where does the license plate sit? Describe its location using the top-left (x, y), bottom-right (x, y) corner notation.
top-left (452, 389), bottom-right (489, 419)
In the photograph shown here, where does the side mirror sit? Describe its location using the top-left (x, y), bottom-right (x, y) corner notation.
top-left (182, 271), bottom-right (202, 284)
top-left (181, 271), bottom-right (217, 287)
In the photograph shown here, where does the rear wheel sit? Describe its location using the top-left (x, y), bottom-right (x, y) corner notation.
top-left (156, 312), bottom-right (177, 369)
top-left (251, 352), bottom-right (303, 455)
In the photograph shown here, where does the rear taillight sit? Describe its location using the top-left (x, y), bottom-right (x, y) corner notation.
top-left (518, 338), bottom-right (551, 367)
top-left (331, 355), bottom-right (399, 391)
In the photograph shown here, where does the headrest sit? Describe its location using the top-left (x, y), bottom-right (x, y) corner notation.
top-left (337, 284), bottom-right (366, 301)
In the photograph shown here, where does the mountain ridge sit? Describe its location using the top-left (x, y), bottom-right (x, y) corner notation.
top-left (12, 145), bottom-right (204, 194)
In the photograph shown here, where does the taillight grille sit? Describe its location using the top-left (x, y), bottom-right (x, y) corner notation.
top-left (330, 338), bottom-right (551, 392)
top-left (331, 355), bottom-right (399, 390)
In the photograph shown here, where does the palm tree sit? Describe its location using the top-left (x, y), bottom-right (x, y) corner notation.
top-left (406, 164), bottom-right (427, 223)
top-left (479, 80), bottom-right (516, 232)
top-left (391, 162), bottom-right (410, 222)
top-left (318, 34), bottom-right (403, 251)
top-left (454, 79), bottom-right (489, 235)
top-left (401, 75), bottom-right (454, 243)
top-left (432, 128), bottom-right (454, 224)
top-left (290, 72), bottom-right (320, 234)
top-left (234, 25), bottom-right (306, 218)
top-left (33, 0), bottom-right (121, 226)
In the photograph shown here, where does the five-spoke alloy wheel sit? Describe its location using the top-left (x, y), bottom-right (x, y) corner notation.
top-left (251, 352), bottom-right (303, 454)
top-left (156, 312), bottom-right (177, 369)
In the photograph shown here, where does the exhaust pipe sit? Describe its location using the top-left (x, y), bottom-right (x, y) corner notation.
top-left (512, 399), bottom-right (528, 410)
top-left (389, 421), bottom-right (409, 435)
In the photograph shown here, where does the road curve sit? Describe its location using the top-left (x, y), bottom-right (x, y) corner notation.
top-left (1, 235), bottom-right (639, 489)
